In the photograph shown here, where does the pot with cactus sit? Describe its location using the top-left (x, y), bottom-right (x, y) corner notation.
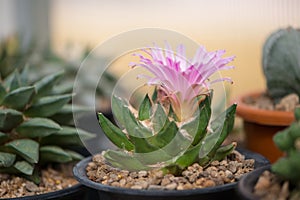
top-left (73, 43), bottom-right (269, 200)
top-left (0, 67), bottom-right (95, 199)
top-left (238, 107), bottom-right (300, 200)
top-left (234, 27), bottom-right (300, 163)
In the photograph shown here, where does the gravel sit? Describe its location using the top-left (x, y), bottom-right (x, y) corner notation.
top-left (86, 150), bottom-right (255, 190)
top-left (0, 164), bottom-right (78, 199)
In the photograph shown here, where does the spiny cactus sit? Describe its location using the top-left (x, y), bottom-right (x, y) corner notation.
top-left (0, 68), bottom-right (93, 183)
top-left (272, 107), bottom-right (300, 198)
top-left (98, 89), bottom-right (237, 174)
top-left (262, 27), bottom-right (300, 103)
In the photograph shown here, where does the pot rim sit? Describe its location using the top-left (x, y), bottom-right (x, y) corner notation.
top-left (1, 183), bottom-right (84, 200)
top-left (73, 149), bottom-right (270, 197)
top-left (233, 90), bottom-right (294, 126)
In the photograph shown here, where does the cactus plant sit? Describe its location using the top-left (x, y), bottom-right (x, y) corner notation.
top-left (0, 68), bottom-right (93, 184)
top-left (263, 27), bottom-right (300, 103)
top-left (98, 43), bottom-right (237, 174)
top-left (272, 106), bottom-right (300, 198)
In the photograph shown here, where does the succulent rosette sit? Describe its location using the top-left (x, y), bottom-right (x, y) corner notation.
top-left (98, 43), bottom-right (236, 174)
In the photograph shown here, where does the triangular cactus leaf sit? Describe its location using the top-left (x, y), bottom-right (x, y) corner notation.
top-left (33, 70), bottom-right (64, 99)
top-left (103, 150), bottom-right (149, 171)
top-left (98, 113), bottom-right (134, 151)
top-left (39, 146), bottom-right (72, 163)
top-left (14, 160), bottom-right (34, 175)
top-left (0, 109), bottom-right (23, 131)
top-left (5, 139), bottom-right (39, 164)
top-left (41, 126), bottom-right (95, 146)
top-left (0, 83), bottom-right (6, 103)
top-left (4, 70), bottom-right (21, 92)
top-left (25, 94), bottom-right (72, 117)
top-left (151, 103), bottom-right (169, 133)
top-left (20, 64), bottom-right (29, 86)
top-left (138, 94), bottom-right (152, 121)
top-left (0, 152), bottom-right (16, 167)
top-left (111, 95), bottom-right (128, 128)
top-left (174, 142), bottom-right (202, 169)
top-left (65, 150), bottom-right (84, 160)
top-left (212, 142), bottom-right (236, 161)
top-left (16, 118), bottom-right (61, 138)
top-left (2, 86), bottom-right (35, 110)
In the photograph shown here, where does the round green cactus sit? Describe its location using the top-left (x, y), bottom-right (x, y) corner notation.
top-left (262, 27), bottom-right (300, 103)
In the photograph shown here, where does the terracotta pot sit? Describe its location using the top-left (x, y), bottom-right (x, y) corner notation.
top-left (234, 90), bottom-right (294, 163)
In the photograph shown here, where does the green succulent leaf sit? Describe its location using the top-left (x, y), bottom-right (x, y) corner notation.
top-left (152, 103), bottom-right (168, 133)
top-left (0, 83), bottom-right (6, 103)
top-left (25, 94), bottom-right (72, 117)
top-left (4, 70), bottom-right (21, 91)
top-left (2, 86), bottom-right (35, 110)
top-left (14, 160), bottom-right (34, 175)
top-left (33, 70), bottom-right (64, 99)
top-left (98, 113), bottom-right (134, 151)
top-left (16, 118), bottom-right (62, 138)
top-left (65, 150), bottom-right (84, 160)
top-left (192, 94), bottom-right (212, 145)
top-left (103, 149), bottom-right (148, 171)
top-left (138, 94), bottom-right (151, 121)
top-left (0, 108), bottom-right (23, 131)
top-left (50, 104), bottom-right (91, 125)
top-left (20, 64), bottom-right (29, 86)
top-left (212, 142), bottom-right (236, 161)
top-left (199, 104), bottom-right (236, 159)
top-left (39, 146), bottom-right (72, 163)
top-left (5, 139), bottom-right (39, 164)
top-left (41, 126), bottom-right (94, 146)
top-left (174, 142), bottom-right (202, 169)
top-left (0, 152), bottom-right (16, 167)
top-left (111, 95), bottom-right (128, 128)
top-left (273, 127), bottom-right (294, 151)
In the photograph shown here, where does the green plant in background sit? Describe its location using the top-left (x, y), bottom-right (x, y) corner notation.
top-left (0, 68), bottom-right (93, 184)
top-left (98, 43), bottom-right (237, 174)
top-left (272, 107), bottom-right (300, 199)
top-left (262, 27), bottom-right (300, 103)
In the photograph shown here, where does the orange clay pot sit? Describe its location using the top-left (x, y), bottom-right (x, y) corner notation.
top-left (234, 91), bottom-right (295, 163)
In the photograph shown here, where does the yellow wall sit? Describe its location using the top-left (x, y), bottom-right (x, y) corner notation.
top-left (50, 0), bottom-right (300, 99)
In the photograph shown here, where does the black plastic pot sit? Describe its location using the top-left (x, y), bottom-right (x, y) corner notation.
top-left (1, 183), bottom-right (94, 200)
top-left (73, 148), bottom-right (270, 200)
top-left (237, 165), bottom-right (271, 200)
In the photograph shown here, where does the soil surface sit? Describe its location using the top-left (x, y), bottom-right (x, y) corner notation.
top-left (86, 150), bottom-right (255, 190)
top-left (254, 170), bottom-right (300, 200)
top-left (243, 93), bottom-right (299, 112)
top-left (0, 164), bottom-right (78, 199)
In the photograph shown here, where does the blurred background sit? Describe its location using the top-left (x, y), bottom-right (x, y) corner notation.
top-left (1, 0), bottom-right (299, 99)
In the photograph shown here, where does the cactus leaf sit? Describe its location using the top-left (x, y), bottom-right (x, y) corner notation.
top-left (98, 113), bottom-right (134, 151)
top-left (14, 160), bottom-right (34, 175)
top-left (65, 150), bottom-right (84, 160)
top-left (0, 109), bottom-right (23, 131)
top-left (212, 142), bottom-right (236, 161)
top-left (111, 95), bottom-right (128, 128)
top-left (0, 152), bottom-right (16, 167)
top-left (138, 94), bottom-right (151, 121)
top-left (192, 95), bottom-right (212, 145)
top-left (152, 103), bottom-right (168, 133)
top-left (16, 118), bottom-right (61, 138)
top-left (2, 86), bottom-right (35, 110)
top-left (25, 94), bottom-right (72, 117)
top-left (41, 126), bottom-right (94, 146)
top-left (174, 142), bottom-right (202, 169)
top-left (39, 146), bottom-right (72, 163)
top-left (33, 70), bottom-right (64, 99)
top-left (273, 127), bottom-right (294, 151)
top-left (4, 70), bottom-right (21, 91)
top-left (0, 83), bottom-right (6, 103)
top-left (5, 139), bottom-right (39, 164)
top-left (103, 149), bottom-right (149, 171)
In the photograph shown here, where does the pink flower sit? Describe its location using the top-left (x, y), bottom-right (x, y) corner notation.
top-left (130, 43), bottom-right (235, 121)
